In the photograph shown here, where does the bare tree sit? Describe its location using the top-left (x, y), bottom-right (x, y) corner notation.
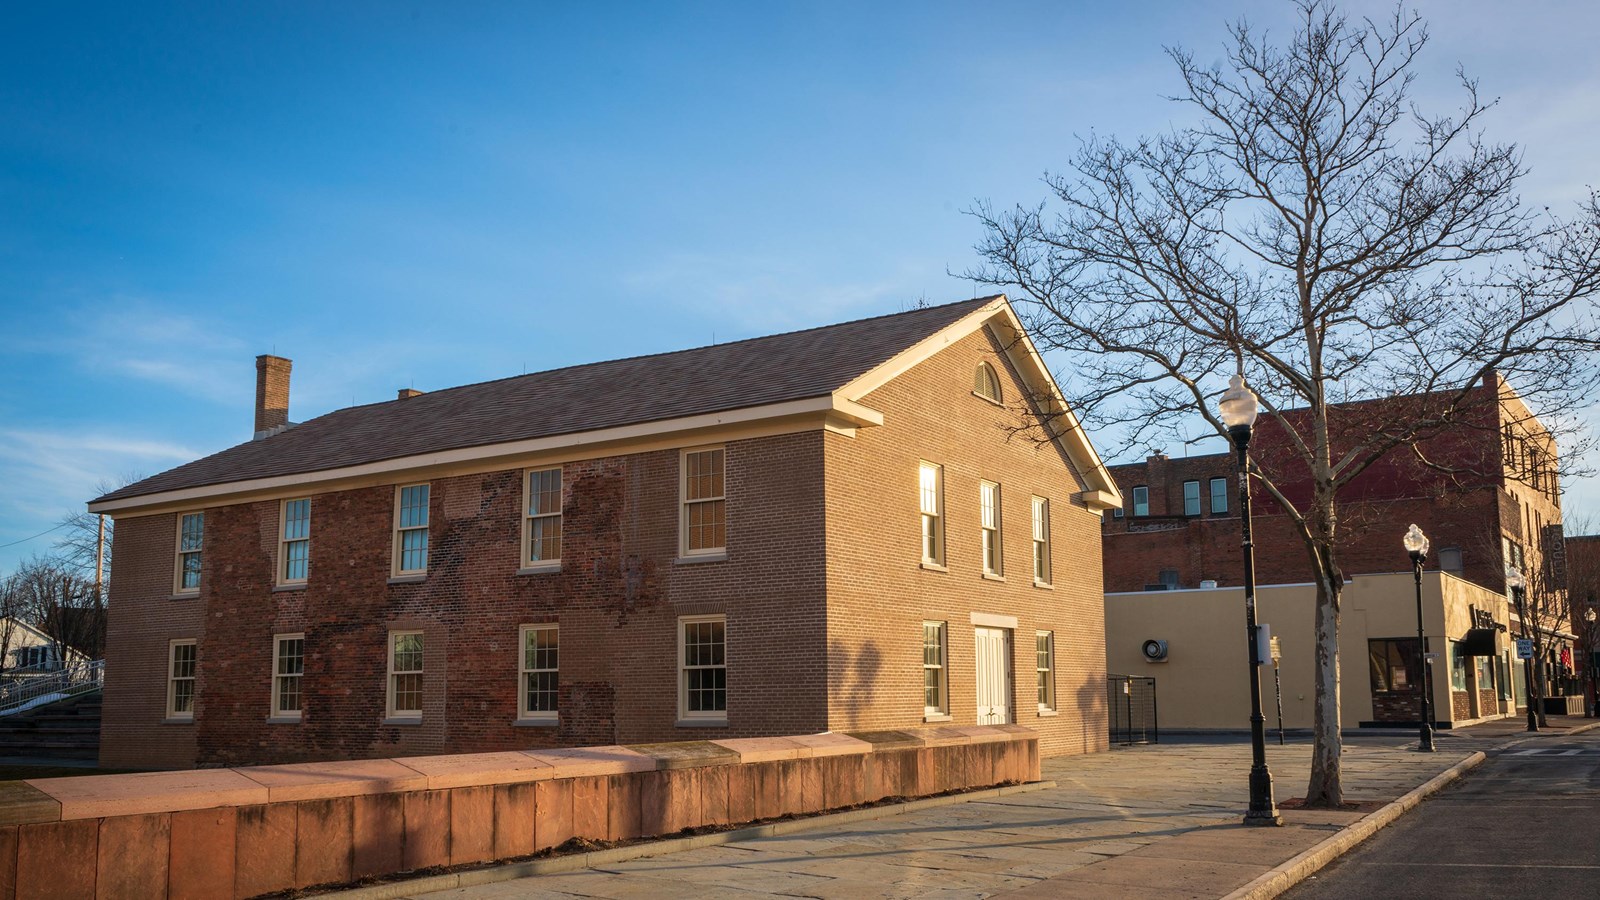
top-left (11, 558), bottom-right (106, 663)
top-left (971, 2), bottom-right (1600, 805)
top-left (53, 476), bottom-right (138, 599)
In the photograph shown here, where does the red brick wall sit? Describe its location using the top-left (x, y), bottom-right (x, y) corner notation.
top-left (824, 326), bottom-right (1108, 758)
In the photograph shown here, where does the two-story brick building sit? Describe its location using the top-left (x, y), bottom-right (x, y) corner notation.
top-left (91, 296), bottom-right (1123, 768)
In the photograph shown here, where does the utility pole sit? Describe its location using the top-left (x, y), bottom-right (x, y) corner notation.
top-left (95, 514), bottom-right (105, 601)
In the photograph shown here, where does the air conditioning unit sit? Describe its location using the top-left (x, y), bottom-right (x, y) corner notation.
top-left (1142, 639), bottom-right (1169, 663)
top-left (1200, 580), bottom-right (1218, 589)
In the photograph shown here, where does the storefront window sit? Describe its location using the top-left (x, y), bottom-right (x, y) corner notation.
top-left (1368, 639), bottom-right (1419, 692)
top-left (1475, 655), bottom-right (1495, 694)
top-left (1451, 642), bottom-right (1469, 691)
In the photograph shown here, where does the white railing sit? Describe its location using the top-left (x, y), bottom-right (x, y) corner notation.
top-left (0, 660), bottom-right (104, 717)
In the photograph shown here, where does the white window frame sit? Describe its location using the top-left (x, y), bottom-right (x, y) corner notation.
top-left (522, 467), bottom-right (563, 570)
top-left (923, 621), bottom-right (948, 719)
top-left (1131, 485), bottom-right (1149, 517)
top-left (1037, 631), bottom-right (1056, 712)
top-left (1031, 496), bottom-right (1051, 585)
top-left (278, 498), bottom-right (311, 585)
top-left (973, 362), bottom-right (1002, 403)
top-left (173, 511), bottom-right (204, 595)
top-left (386, 630), bottom-right (424, 722)
top-left (167, 639), bottom-right (197, 721)
top-left (919, 462), bottom-right (945, 566)
top-left (980, 481), bottom-right (1003, 576)
top-left (678, 614), bottom-right (728, 722)
top-left (680, 446), bottom-right (727, 558)
top-left (1209, 477), bottom-right (1228, 514)
top-left (1182, 480), bottom-right (1201, 517)
top-left (392, 484), bottom-right (430, 576)
top-left (518, 624), bottom-right (559, 722)
top-left (271, 633), bottom-right (305, 720)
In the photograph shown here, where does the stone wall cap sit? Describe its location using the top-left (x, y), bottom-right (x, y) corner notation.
top-left (29, 768), bottom-right (269, 821)
top-left (235, 758), bottom-right (427, 802)
top-left (394, 751), bottom-right (557, 790)
top-left (625, 741), bottom-right (741, 769)
top-left (843, 730), bottom-right (928, 750)
top-left (522, 745), bottom-right (657, 777)
top-left (786, 733), bottom-right (872, 757)
top-left (948, 726), bottom-right (1014, 744)
top-left (709, 737), bottom-right (806, 763)
top-left (0, 781), bottom-right (61, 825)
top-left (921, 726), bottom-right (976, 747)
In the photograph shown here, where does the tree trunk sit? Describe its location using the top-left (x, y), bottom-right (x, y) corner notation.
top-left (1306, 570), bottom-right (1344, 806)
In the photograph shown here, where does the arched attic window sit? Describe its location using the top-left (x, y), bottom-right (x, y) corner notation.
top-left (974, 362), bottom-right (1002, 403)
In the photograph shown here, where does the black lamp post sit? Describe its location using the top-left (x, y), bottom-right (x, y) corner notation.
top-left (1585, 607), bottom-right (1597, 718)
top-left (1403, 524), bottom-right (1435, 752)
top-left (1220, 374), bottom-right (1282, 827)
top-left (1507, 567), bottom-right (1538, 732)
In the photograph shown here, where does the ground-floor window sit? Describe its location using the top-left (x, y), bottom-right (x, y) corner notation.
top-left (387, 631), bottom-right (423, 721)
top-left (923, 621), bottom-right (947, 717)
top-left (1368, 638), bottom-right (1419, 692)
top-left (1450, 641), bottom-right (1469, 692)
top-left (679, 616), bottom-right (727, 721)
top-left (272, 634), bottom-right (304, 719)
top-left (167, 639), bottom-right (197, 720)
top-left (519, 624), bottom-right (559, 721)
top-left (1036, 631), bottom-right (1056, 712)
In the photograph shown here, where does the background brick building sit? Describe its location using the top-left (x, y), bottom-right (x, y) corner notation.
top-left (92, 297), bottom-right (1123, 768)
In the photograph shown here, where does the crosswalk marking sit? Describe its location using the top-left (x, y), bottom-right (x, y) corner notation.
top-left (1507, 747), bottom-right (1600, 756)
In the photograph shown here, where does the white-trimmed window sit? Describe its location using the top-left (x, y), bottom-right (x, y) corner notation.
top-left (920, 462), bottom-right (944, 565)
top-left (167, 639), bottom-right (197, 720)
top-left (974, 362), bottom-right (1002, 402)
top-left (1210, 477), bottom-right (1228, 514)
top-left (681, 448), bottom-right (726, 556)
top-left (1037, 632), bottom-right (1056, 711)
top-left (279, 498), bottom-right (311, 584)
top-left (524, 468), bottom-right (563, 567)
top-left (272, 634), bottom-right (304, 720)
top-left (387, 631), bottom-right (423, 721)
top-left (1131, 485), bottom-right (1149, 517)
top-left (679, 615), bottom-right (727, 721)
top-left (174, 512), bottom-right (204, 594)
top-left (1031, 496), bottom-right (1051, 584)
top-left (980, 481), bottom-right (1003, 575)
top-left (393, 484), bottom-right (430, 575)
top-left (1183, 480), bottom-right (1201, 517)
top-left (519, 624), bottom-right (559, 721)
top-left (923, 622), bottom-right (948, 717)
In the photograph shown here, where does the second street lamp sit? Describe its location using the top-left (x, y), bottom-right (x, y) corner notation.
top-left (1403, 524), bottom-right (1435, 752)
top-left (1219, 373), bottom-right (1282, 827)
top-left (1507, 567), bottom-right (1538, 732)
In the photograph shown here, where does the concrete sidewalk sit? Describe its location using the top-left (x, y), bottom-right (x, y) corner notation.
top-left (361, 717), bottom-right (1598, 900)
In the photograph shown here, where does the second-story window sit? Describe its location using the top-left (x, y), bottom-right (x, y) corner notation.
top-left (682, 447), bottom-right (726, 556)
top-left (920, 462), bottom-right (944, 565)
top-left (1210, 477), bottom-right (1228, 514)
top-left (524, 468), bottom-right (563, 567)
top-left (1032, 496), bottom-right (1051, 584)
top-left (393, 484), bottom-right (430, 575)
top-left (1183, 480), bottom-right (1201, 517)
top-left (175, 512), bottom-right (204, 594)
top-left (279, 498), bottom-right (311, 585)
top-left (980, 481), bottom-right (1003, 575)
top-left (1132, 485), bottom-right (1149, 517)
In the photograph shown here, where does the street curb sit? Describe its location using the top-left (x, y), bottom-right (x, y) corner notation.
top-left (1220, 751), bottom-right (1485, 900)
top-left (324, 779), bottom-right (1058, 899)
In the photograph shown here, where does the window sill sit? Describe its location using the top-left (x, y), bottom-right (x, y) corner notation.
top-left (1037, 708), bottom-right (1059, 718)
top-left (1033, 580), bottom-right (1054, 591)
top-left (383, 716), bottom-right (422, 726)
top-left (387, 574), bottom-right (426, 585)
top-left (971, 390), bottom-right (1004, 407)
top-left (982, 572), bottom-right (1006, 582)
top-left (675, 718), bottom-right (729, 728)
top-left (919, 561), bottom-right (948, 573)
top-left (675, 552), bottom-right (728, 565)
top-left (923, 713), bottom-right (952, 723)
top-left (517, 563), bottom-right (561, 576)
top-left (168, 592), bottom-right (200, 601)
top-left (266, 715), bottom-right (302, 724)
top-left (514, 717), bottom-right (559, 728)
top-left (272, 583), bottom-right (308, 593)
top-left (162, 717), bottom-right (194, 725)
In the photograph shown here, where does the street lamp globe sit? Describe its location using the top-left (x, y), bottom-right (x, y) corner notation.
top-left (1219, 374), bottom-right (1261, 431)
top-left (1505, 566), bottom-right (1526, 591)
top-left (1403, 524), bottom-right (1429, 560)
top-left (1586, 608), bottom-right (1596, 624)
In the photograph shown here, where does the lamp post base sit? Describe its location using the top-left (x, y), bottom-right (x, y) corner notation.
top-left (1244, 808), bottom-right (1285, 827)
top-left (1243, 765), bottom-right (1283, 827)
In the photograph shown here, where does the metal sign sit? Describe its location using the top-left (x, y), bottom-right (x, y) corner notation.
top-left (1516, 638), bottom-right (1534, 660)
top-left (1269, 635), bottom-right (1282, 662)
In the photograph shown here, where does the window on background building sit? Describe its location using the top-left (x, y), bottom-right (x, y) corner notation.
top-left (919, 462), bottom-right (944, 564)
top-left (393, 484), bottom-right (430, 575)
top-left (1210, 478), bottom-right (1228, 514)
top-left (923, 622), bottom-right (947, 717)
top-left (1158, 569), bottom-right (1181, 590)
top-left (272, 634), bottom-right (304, 719)
top-left (387, 631), bottom-right (423, 720)
top-left (167, 640), bottom-right (197, 720)
top-left (682, 448), bottom-right (726, 556)
top-left (1132, 486), bottom-right (1149, 516)
top-left (1113, 506), bottom-right (1125, 518)
top-left (980, 481), bottom-right (1003, 575)
top-left (1368, 638), bottom-right (1419, 692)
top-left (175, 512), bottom-right (204, 593)
top-left (680, 616), bottom-right (727, 720)
top-left (524, 468), bottom-right (563, 566)
top-left (1182, 481), bottom-right (1200, 516)
top-left (1439, 547), bottom-right (1464, 573)
top-left (1036, 632), bottom-right (1056, 712)
top-left (279, 498), bottom-right (311, 584)
top-left (1451, 642), bottom-right (1469, 692)
top-left (519, 625), bottom-right (559, 721)
top-left (1475, 654), bottom-right (1495, 695)
top-left (1031, 497), bottom-right (1051, 583)
top-left (974, 362), bottom-right (1002, 402)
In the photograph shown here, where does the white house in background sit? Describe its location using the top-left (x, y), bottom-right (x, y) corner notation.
top-left (0, 618), bottom-right (89, 672)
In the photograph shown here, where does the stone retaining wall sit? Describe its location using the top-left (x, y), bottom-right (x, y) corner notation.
top-left (0, 725), bottom-right (1038, 900)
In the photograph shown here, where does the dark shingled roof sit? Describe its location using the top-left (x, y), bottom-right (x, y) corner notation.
top-left (97, 297), bottom-right (999, 503)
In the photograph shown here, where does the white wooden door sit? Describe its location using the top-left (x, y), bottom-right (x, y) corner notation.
top-left (974, 626), bottom-right (1013, 725)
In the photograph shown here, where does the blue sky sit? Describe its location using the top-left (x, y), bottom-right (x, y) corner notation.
top-left (3, 1), bottom-right (1598, 568)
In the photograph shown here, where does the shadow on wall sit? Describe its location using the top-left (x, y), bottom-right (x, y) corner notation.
top-left (827, 639), bottom-right (883, 730)
top-left (1076, 675), bottom-right (1109, 752)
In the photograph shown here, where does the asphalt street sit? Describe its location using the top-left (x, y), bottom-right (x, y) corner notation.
top-left (1287, 728), bottom-right (1600, 897)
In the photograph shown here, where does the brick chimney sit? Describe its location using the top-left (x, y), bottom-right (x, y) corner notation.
top-left (397, 388), bottom-right (424, 399)
top-left (255, 355), bottom-right (292, 436)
